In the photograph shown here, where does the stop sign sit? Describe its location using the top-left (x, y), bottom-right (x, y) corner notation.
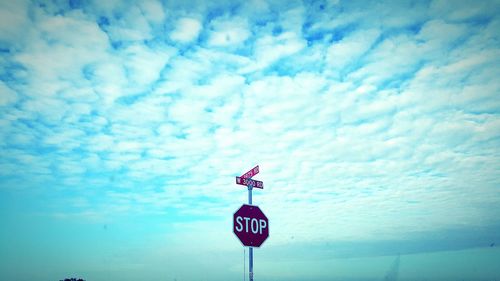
top-left (233, 204), bottom-right (269, 247)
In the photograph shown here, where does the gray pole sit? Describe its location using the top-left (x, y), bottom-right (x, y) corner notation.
top-left (248, 184), bottom-right (254, 281)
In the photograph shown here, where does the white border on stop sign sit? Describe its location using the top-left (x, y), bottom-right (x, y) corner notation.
top-left (232, 203), bottom-right (270, 248)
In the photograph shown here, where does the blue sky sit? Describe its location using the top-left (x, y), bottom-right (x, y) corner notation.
top-left (0, 0), bottom-right (500, 280)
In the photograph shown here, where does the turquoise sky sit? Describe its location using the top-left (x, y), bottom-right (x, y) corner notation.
top-left (0, 0), bottom-right (499, 280)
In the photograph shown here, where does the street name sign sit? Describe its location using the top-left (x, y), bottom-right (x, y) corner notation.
top-left (233, 204), bottom-right (269, 247)
top-left (236, 177), bottom-right (264, 189)
top-left (241, 165), bottom-right (259, 179)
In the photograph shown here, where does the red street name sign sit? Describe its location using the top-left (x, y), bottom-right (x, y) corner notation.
top-left (241, 165), bottom-right (259, 179)
top-left (236, 177), bottom-right (264, 189)
top-left (233, 204), bottom-right (269, 247)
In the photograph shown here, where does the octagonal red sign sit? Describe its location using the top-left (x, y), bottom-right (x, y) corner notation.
top-left (233, 204), bottom-right (269, 247)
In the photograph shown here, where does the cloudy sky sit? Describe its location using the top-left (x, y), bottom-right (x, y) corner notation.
top-left (0, 0), bottom-right (499, 280)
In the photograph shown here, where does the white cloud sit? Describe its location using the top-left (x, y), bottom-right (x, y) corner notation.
top-left (207, 17), bottom-right (250, 47)
top-left (416, 19), bottom-right (469, 53)
top-left (326, 28), bottom-right (380, 72)
top-left (242, 31), bottom-right (306, 72)
top-left (104, 5), bottom-right (154, 41)
top-left (348, 34), bottom-right (421, 84)
top-left (278, 6), bottom-right (305, 34)
top-left (170, 17), bottom-right (202, 43)
top-left (123, 44), bottom-right (177, 87)
top-left (111, 96), bottom-right (169, 126)
top-left (430, 0), bottom-right (500, 21)
top-left (0, 82), bottom-right (17, 106)
top-left (91, 61), bottom-right (128, 104)
top-left (88, 134), bottom-right (115, 152)
top-left (241, 0), bottom-right (270, 15)
top-left (0, 0), bottom-right (30, 45)
top-left (138, 0), bottom-right (165, 24)
top-left (21, 97), bottom-right (69, 124)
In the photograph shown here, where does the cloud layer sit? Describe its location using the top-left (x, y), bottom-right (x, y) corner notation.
top-left (0, 0), bottom-right (500, 279)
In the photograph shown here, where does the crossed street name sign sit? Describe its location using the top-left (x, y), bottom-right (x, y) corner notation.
top-left (235, 165), bottom-right (264, 189)
top-left (233, 165), bottom-right (269, 248)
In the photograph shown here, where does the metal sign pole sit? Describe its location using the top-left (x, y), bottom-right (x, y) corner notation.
top-left (248, 184), bottom-right (254, 281)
